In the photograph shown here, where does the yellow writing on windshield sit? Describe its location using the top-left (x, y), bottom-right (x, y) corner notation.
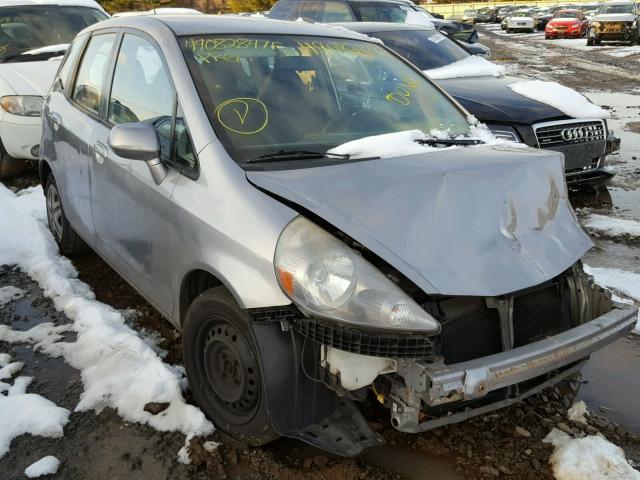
top-left (186, 38), bottom-right (284, 51)
top-left (385, 78), bottom-right (418, 106)
top-left (215, 97), bottom-right (269, 135)
top-left (0, 43), bottom-right (10, 54)
top-left (295, 41), bottom-right (375, 57)
top-left (194, 52), bottom-right (240, 64)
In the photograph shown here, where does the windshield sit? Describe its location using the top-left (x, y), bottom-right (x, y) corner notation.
top-left (512, 11), bottom-right (531, 17)
top-left (350, 2), bottom-right (432, 24)
top-left (0, 6), bottom-right (107, 63)
top-left (597, 3), bottom-right (634, 14)
top-left (555, 10), bottom-right (580, 17)
top-left (369, 30), bottom-right (468, 70)
top-left (181, 34), bottom-right (470, 163)
top-left (464, 10), bottom-right (477, 14)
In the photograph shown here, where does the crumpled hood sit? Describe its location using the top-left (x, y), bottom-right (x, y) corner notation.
top-left (591, 13), bottom-right (637, 22)
top-left (247, 146), bottom-right (592, 297)
top-left (437, 75), bottom-right (567, 124)
top-left (0, 61), bottom-right (60, 96)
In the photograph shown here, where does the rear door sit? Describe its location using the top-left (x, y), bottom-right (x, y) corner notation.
top-left (90, 30), bottom-right (179, 316)
top-left (46, 31), bottom-right (118, 243)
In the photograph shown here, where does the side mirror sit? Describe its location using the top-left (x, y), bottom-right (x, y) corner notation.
top-left (108, 122), bottom-right (167, 185)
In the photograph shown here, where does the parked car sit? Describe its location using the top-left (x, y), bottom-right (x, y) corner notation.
top-left (587, 0), bottom-right (640, 45)
top-left (268, 0), bottom-right (479, 43)
top-left (461, 8), bottom-right (478, 23)
top-left (545, 9), bottom-right (590, 37)
top-left (506, 10), bottom-right (535, 32)
top-left (340, 22), bottom-right (620, 187)
top-left (497, 5), bottom-right (515, 21)
top-left (501, 12), bottom-right (512, 29)
top-left (0, 0), bottom-right (107, 178)
top-left (535, 4), bottom-right (572, 30)
top-left (112, 8), bottom-right (203, 17)
top-left (41, 15), bottom-right (637, 455)
top-left (475, 7), bottom-right (499, 22)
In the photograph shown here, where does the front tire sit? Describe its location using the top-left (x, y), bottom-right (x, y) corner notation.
top-left (45, 173), bottom-right (85, 255)
top-left (0, 146), bottom-right (24, 179)
top-left (183, 287), bottom-right (278, 446)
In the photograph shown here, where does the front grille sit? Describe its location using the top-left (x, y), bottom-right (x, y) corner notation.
top-left (534, 120), bottom-right (605, 148)
top-left (292, 317), bottom-right (434, 358)
top-left (438, 308), bottom-right (502, 364)
top-left (513, 283), bottom-right (567, 347)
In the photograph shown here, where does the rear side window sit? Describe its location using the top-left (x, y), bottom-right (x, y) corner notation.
top-left (300, 1), bottom-right (322, 20)
top-left (72, 33), bottom-right (116, 114)
top-left (108, 34), bottom-right (174, 161)
top-left (321, 1), bottom-right (355, 21)
top-left (268, 1), bottom-right (300, 19)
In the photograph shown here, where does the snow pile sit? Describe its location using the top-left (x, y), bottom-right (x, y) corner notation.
top-left (424, 55), bottom-right (505, 80)
top-left (543, 428), bottom-right (640, 480)
top-left (25, 456), bottom-right (61, 478)
top-left (567, 401), bottom-right (588, 424)
top-left (0, 185), bottom-right (214, 438)
top-left (0, 285), bottom-right (25, 306)
top-left (0, 354), bottom-right (70, 458)
top-left (327, 122), bottom-right (526, 160)
top-left (583, 214), bottom-right (640, 238)
top-left (583, 265), bottom-right (640, 333)
top-left (508, 81), bottom-right (610, 119)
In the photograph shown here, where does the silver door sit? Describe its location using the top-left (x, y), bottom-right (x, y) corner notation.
top-left (90, 32), bottom-right (179, 316)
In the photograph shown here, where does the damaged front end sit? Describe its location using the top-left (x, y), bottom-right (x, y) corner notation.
top-left (590, 19), bottom-right (638, 41)
top-left (246, 146), bottom-right (638, 455)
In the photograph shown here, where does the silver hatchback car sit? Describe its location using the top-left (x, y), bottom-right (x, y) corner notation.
top-left (40, 15), bottom-right (637, 455)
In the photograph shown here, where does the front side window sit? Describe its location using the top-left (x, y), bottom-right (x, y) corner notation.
top-left (181, 34), bottom-right (470, 164)
top-left (72, 33), bottom-right (116, 114)
top-left (0, 6), bottom-right (107, 63)
top-left (57, 33), bottom-right (88, 95)
top-left (321, 1), bottom-right (355, 21)
top-left (300, 2), bottom-right (322, 21)
top-left (370, 30), bottom-right (469, 70)
top-left (108, 34), bottom-right (174, 160)
top-left (268, 1), bottom-right (300, 19)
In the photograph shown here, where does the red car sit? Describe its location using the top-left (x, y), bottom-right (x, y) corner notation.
top-left (545, 9), bottom-right (589, 38)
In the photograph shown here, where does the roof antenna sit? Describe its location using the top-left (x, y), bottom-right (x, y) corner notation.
top-left (149, 0), bottom-right (157, 14)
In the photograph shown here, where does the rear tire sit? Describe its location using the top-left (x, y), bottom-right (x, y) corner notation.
top-left (586, 36), bottom-right (594, 46)
top-left (0, 147), bottom-right (25, 179)
top-left (183, 286), bottom-right (278, 446)
top-left (45, 173), bottom-right (86, 256)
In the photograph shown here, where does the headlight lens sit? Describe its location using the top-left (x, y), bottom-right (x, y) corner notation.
top-left (0, 95), bottom-right (43, 117)
top-left (275, 216), bottom-right (440, 333)
top-left (592, 21), bottom-right (601, 27)
top-left (488, 126), bottom-right (522, 143)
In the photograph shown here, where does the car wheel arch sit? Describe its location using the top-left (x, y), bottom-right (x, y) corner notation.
top-left (179, 268), bottom-right (242, 327)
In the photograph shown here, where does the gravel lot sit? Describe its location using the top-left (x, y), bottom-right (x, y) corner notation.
top-left (1, 25), bottom-right (640, 480)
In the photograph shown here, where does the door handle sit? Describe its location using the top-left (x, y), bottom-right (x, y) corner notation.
top-left (50, 111), bottom-right (62, 131)
top-left (94, 142), bottom-right (108, 164)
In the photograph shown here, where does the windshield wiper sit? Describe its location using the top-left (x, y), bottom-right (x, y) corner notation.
top-left (244, 150), bottom-right (350, 164)
top-left (415, 138), bottom-right (484, 146)
top-left (1, 51), bottom-right (65, 63)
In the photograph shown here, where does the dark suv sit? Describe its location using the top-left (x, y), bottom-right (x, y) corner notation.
top-left (268, 0), bottom-right (479, 43)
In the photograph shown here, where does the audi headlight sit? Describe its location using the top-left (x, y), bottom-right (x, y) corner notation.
top-left (488, 125), bottom-right (522, 143)
top-left (274, 216), bottom-right (440, 333)
top-left (0, 95), bottom-right (43, 117)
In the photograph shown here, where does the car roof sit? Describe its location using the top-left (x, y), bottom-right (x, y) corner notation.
top-left (333, 21), bottom-right (435, 33)
top-left (84, 15), bottom-right (378, 41)
top-left (602, 0), bottom-right (634, 4)
top-left (0, 0), bottom-right (102, 7)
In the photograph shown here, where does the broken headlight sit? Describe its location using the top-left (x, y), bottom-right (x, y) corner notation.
top-left (274, 216), bottom-right (440, 333)
top-left (488, 125), bottom-right (522, 143)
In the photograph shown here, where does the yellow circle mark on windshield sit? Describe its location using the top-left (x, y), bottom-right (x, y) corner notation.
top-left (215, 98), bottom-right (269, 135)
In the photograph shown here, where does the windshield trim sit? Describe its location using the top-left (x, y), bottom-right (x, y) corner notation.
top-left (178, 32), bottom-right (471, 167)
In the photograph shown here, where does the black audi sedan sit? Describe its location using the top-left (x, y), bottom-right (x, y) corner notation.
top-left (339, 22), bottom-right (618, 187)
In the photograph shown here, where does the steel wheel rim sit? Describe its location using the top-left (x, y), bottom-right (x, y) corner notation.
top-left (46, 183), bottom-right (63, 241)
top-left (201, 320), bottom-right (261, 424)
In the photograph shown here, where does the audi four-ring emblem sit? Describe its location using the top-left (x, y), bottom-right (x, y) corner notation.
top-left (561, 125), bottom-right (598, 141)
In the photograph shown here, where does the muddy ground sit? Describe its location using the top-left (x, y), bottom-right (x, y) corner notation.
top-left (2, 25), bottom-right (640, 480)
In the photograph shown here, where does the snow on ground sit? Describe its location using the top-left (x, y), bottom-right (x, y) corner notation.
top-left (566, 401), bottom-right (588, 424)
top-left (0, 285), bottom-right (25, 306)
top-left (584, 265), bottom-right (640, 332)
top-left (24, 456), bottom-right (61, 478)
top-left (508, 80), bottom-right (610, 119)
top-left (424, 55), bottom-right (505, 79)
top-left (0, 185), bottom-right (214, 449)
top-left (0, 354), bottom-right (70, 458)
top-left (583, 214), bottom-right (640, 238)
top-left (543, 428), bottom-right (640, 480)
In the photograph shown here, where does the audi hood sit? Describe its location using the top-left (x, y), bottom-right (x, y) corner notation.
top-left (247, 145), bottom-right (593, 297)
top-left (436, 75), bottom-right (568, 125)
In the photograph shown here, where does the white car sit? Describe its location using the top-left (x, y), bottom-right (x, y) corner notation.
top-left (0, 0), bottom-right (108, 178)
top-left (506, 10), bottom-right (535, 32)
top-left (112, 8), bottom-right (204, 17)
